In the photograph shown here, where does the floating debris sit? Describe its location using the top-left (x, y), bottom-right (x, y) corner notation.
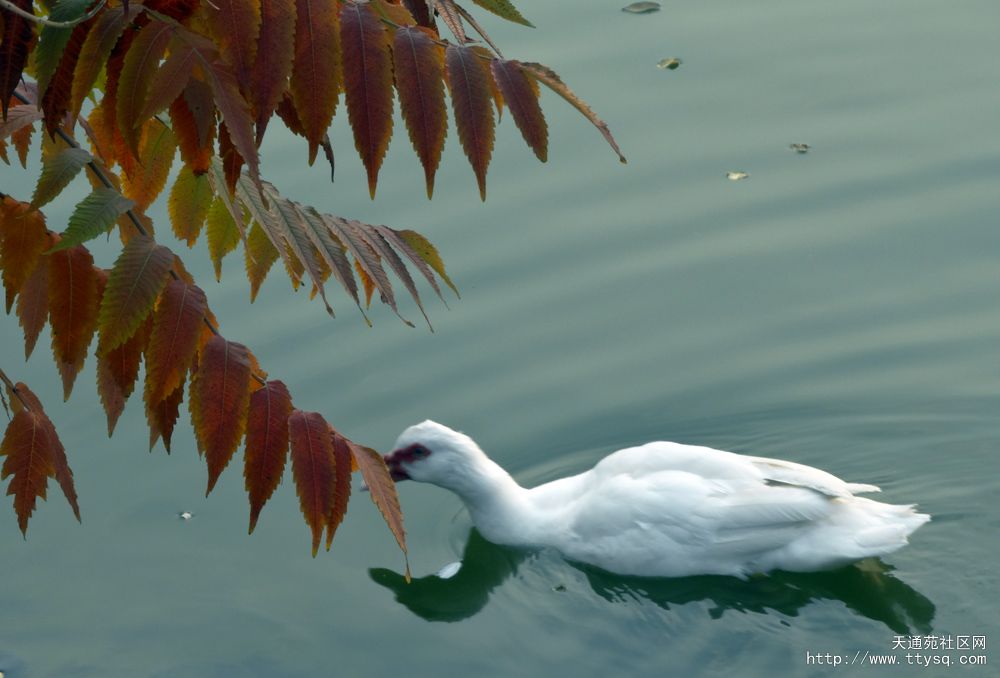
top-left (553, 584), bottom-right (567, 592)
top-left (622, 1), bottom-right (660, 13)
top-left (726, 171), bottom-right (750, 181)
top-left (436, 561), bottom-right (462, 579)
top-left (178, 511), bottom-right (194, 521)
top-left (789, 143), bottom-right (811, 154)
top-left (657, 57), bottom-right (682, 70)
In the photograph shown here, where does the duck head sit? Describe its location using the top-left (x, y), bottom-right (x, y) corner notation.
top-left (384, 420), bottom-right (490, 491)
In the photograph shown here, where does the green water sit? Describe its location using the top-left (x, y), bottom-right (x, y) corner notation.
top-left (2, 0), bottom-right (999, 675)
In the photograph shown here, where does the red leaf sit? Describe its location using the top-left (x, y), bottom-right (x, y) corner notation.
top-left (144, 279), bottom-right (207, 405)
top-left (288, 409), bottom-right (336, 556)
top-left (116, 21), bottom-right (174, 156)
top-left (347, 438), bottom-right (408, 574)
top-left (0, 0), bottom-right (34, 119)
top-left (98, 234), bottom-right (175, 352)
top-left (121, 119), bottom-right (178, 211)
top-left (0, 409), bottom-right (55, 536)
top-left (169, 82), bottom-right (216, 175)
top-left (16, 242), bottom-right (50, 359)
top-left (48, 244), bottom-right (100, 400)
top-left (340, 1), bottom-right (394, 198)
top-left (244, 380), bottom-right (293, 533)
top-left (402, 0), bottom-right (436, 29)
top-left (0, 196), bottom-right (49, 313)
top-left (137, 38), bottom-right (198, 122)
top-left (189, 335), bottom-right (253, 494)
top-left (218, 121), bottom-right (244, 197)
top-left (252, 0), bottom-right (296, 144)
top-left (40, 18), bottom-right (93, 137)
top-left (490, 59), bottom-right (547, 162)
top-left (147, 379), bottom-right (184, 452)
top-left (71, 5), bottom-right (143, 121)
top-left (290, 0), bottom-right (341, 164)
top-left (96, 313), bottom-right (152, 436)
top-left (203, 0), bottom-right (261, 95)
top-left (445, 44), bottom-right (495, 200)
top-left (393, 26), bottom-right (447, 198)
top-left (326, 432), bottom-right (353, 550)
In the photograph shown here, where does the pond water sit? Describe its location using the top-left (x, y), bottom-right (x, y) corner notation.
top-left (2, 0), bottom-right (999, 676)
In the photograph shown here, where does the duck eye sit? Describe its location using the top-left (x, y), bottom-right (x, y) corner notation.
top-left (412, 446), bottom-right (430, 459)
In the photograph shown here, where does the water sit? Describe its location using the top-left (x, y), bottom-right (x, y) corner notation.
top-left (2, 0), bottom-right (999, 675)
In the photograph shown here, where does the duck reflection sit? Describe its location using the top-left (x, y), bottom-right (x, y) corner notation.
top-left (370, 529), bottom-right (934, 632)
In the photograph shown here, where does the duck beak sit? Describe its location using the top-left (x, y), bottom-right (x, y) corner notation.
top-left (384, 450), bottom-right (411, 482)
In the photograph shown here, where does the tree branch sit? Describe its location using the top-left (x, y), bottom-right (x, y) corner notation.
top-left (0, 0), bottom-right (107, 28)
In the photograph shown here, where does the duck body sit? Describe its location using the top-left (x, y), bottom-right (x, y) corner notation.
top-left (386, 421), bottom-right (929, 578)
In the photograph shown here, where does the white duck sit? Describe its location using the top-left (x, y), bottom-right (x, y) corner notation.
top-left (385, 421), bottom-right (929, 578)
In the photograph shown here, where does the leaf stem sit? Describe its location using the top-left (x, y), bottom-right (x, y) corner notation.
top-left (0, 0), bottom-right (107, 28)
top-left (0, 368), bottom-right (31, 413)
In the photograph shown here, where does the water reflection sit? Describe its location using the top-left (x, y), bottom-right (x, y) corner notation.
top-left (371, 529), bottom-right (935, 632)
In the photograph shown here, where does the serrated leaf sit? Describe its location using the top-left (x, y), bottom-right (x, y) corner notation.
top-left (71, 5), bottom-right (142, 120)
top-left (252, 0), bottom-right (296, 144)
top-left (471, 0), bottom-right (532, 26)
top-left (98, 235), bottom-right (174, 352)
top-left (203, 0), bottom-right (261, 95)
top-left (16, 244), bottom-right (50, 359)
top-left (401, 0), bottom-right (435, 28)
top-left (48, 244), bottom-right (99, 399)
top-left (289, 0), bottom-right (340, 163)
top-left (121, 120), bottom-right (177, 211)
top-left (491, 59), bottom-right (547, 161)
top-left (355, 224), bottom-right (432, 329)
top-left (31, 147), bottom-right (92, 210)
top-left (431, 0), bottom-right (466, 43)
top-left (0, 196), bottom-right (49, 312)
top-left (0, 105), bottom-right (43, 142)
top-left (206, 196), bottom-right (241, 281)
top-left (1, 0), bottom-right (34, 120)
top-left (293, 204), bottom-right (360, 312)
top-left (137, 37), bottom-right (198, 122)
top-left (96, 313), bottom-right (151, 436)
top-left (169, 83), bottom-right (216, 174)
top-left (393, 26), bottom-right (447, 198)
top-left (39, 14), bottom-right (93, 136)
top-left (168, 165), bottom-right (212, 246)
top-left (396, 228), bottom-right (458, 296)
top-left (373, 225), bottom-right (445, 305)
top-left (0, 409), bottom-right (56, 536)
top-left (51, 188), bottom-right (135, 251)
top-left (144, 279), bottom-right (207, 405)
top-left (348, 439), bottom-right (408, 574)
top-left (218, 120), bottom-right (244, 196)
top-left (446, 44), bottom-right (495, 200)
top-left (326, 432), bottom-right (353, 549)
top-left (244, 222), bottom-right (279, 301)
top-left (147, 379), bottom-right (184, 452)
top-left (244, 380), bottom-right (293, 533)
top-left (189, 335), bottom-right (253, 494)
top-left (33, 0), bottom-right (94, 99)
top-left (520, 61), bottom-right (627, 164)
top-left (324, 215), bottom-right (405, 322)
top-left (116, 20), bottom-right (174, 155)
top-left (269, 192), bottom-right (336, 315)
top-left (340, 1), bottom-right (394, 198)
top-left (288, 409), bottom-right (336, 556)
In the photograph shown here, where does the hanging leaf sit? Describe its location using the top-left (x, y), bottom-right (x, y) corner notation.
top-left (326, 432), bottom-right (353, 549)
top-left (431, 0), bottom-right (467, 44)
top-left (355, 225), bottom-right (432, 329)
top-left (189, 335), bottom-right (253, 494)
top-left (288, 409), bottom-right (336, 556)
top-left (203, 0), bottom-right (262, 95)
top-left (244, 223), bottom-right (280, 301)
top-left (71, 5), bottom-right (143, 120)
top-left (244, 380), bottom-right (293, 533)
top-left (0, 197), bottom-right (49, 312)
top-left (121, 120), bottom-right (178, 212)
top-left (51, 187), bottom-right (136, 251)
top-left (206, 196), bottom-right (242, 281)
top-left (347, 439), bottom-right (409, 575)
top-left (16, 243), bottom-right (50, 359)
top-left (147, 379), bottom-right (185, 452)
top-left (520, 61), bottom-right (627, 164)
top-left (0, 408), bottom-right (55, 536)
top-left (291, 203), bottom-right (360, 311)
top-left (324, 216), bottom-right (405, 322)
top-left (31, 147), bottom-right (92, 210)
top-left (392, 26), bottom-right (447, 198)
top-left (396, 228), bottom-right (459, 296)
top-left (401, 0), bottom-right (435, 29)
top-left (340, 1), bottom-right (394, 198)
top-left (251, 0), bottom-right (296, 144)
top-left (137, 39), bottom-right (197, 122)
top-left (0, 0), bottom-right (34, 119)
top-left (289, 0), bottom-right (340, 163)
top-left (32, 0), bottom-right (94, 100)
top-left (168, 165), bottom-right (212, 246)
top-left (373, 225), bottom-right (446, 304)
top-left (96, 313), bottom-right (152, 436)
top-left (470, 0), bottom-right (532, 27)
top-left (169, 85), bottom-right (216, 175)
top-left (48, 244), bottom-right (100, 399)
top-left (446, 44), bottom-right (495, 200)
top-left (39, 13), bottom-right (93, 136)
top-left (490, 59), bottom-right (547, 161)
top-left (98, 235), bottom-right (174, 352)
top-left (116, 20), bottom-right (174, 155)
top-left (0, 105), bottom-right (43, 144)
top-left (144, 279), bottom-right (207, 404)
top-left (218, 121), bottom-right (244, 197)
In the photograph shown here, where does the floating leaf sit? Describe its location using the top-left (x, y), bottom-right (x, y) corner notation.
top-left (621, 1), bottom-right (660, 13)
top-left (0, 0), bottom-right (34, 119)
top-left (144, 279), bottom-right (207, 404)
top-left (16, 244), bottom-right (50, 359)
top-left (31, 147), bottom-right (92, 210)
top-left (98, 235), bottom-right (174, 352)
top-left (96, 313), bottom-right (152, 436)
top-left (656, 57), bottom-right (682, 70)
top-left (244, 380), bottom-right (293, 533)
top-left (47, 244), bottom-right (99, 399)
top-left (446, 44), bottom-right (495, 200)
top-left (470, 0), bottom-right (532, 26)
top-left (0, 197), bottom-right (49, 312)
top-left (340, 1), bottom-right (394, 198)
top-left (189, 335), bottom-right (253, 494)
top-left (288, 409), bottom-right (336, 556)
top-left (490, 59), bottom-right (547, 162)
top-left (251, 0), bottom-right (296, 143)
top-left (51, 188), bottom-right (136, 251)
top-left (392, 26), bottom-right (447, 198)
top-left (726, 170), bottom-right (749, 181)
top-left (168, 165), bottom-right (212, 246)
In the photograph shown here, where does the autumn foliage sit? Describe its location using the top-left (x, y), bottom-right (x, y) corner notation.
top-left (0, 0), bottom-right (621, 561)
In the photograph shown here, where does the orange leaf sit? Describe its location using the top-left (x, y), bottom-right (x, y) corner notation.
top-left (218, 120), bottom-right (244, 197)
top-left (169, 82), bottom-right (216, 175)
top-left (326, 432), bottom-right (353, 550)
top-left (98, 234), bottom-right (174, 353)
top-left (40, 18), bottom-right (92, 137)
top-left (12, 383), bottom-right (80, 523)
top-left (168, 165), bottom-right (212, 246)
top-left (0, 0), bottom-right (33, 120)
top-left (121, 119), bottom-right (177, 212)
top-left (203, 0), bottom-right (261, 95)
top-left (245, 223), bottom-right (279, 302)
top-left (340, 1), bottom-right (394, 198)
top-left (392, 26), bottom-right (447, 198)
top-left (445, 44), bottom-right (495, 200)
top-left (490, 59), bottom-right (547, 162)
top-left (288, 409), bottom-right (336, 556)
top-left (147, 379), bottom-right (185, 452)
top-left (348, 439), bottom-right (409, 575)
top-left (16, 241), bottom-right (50, 359)
top-left (290, 0), bottom-right (341, 164)
top-left (244, 380), bottom-right (293, 533)
top-left (189, 335), bottom-right (253, 494)
top-left (48, 244), bottom-right (100, 400)
top-left (144, 279), bottom-right (207, 405)
top-left (0, 196), bottom-right (49, 313)
top-left (116, 21), bottom-right (173, 156)
top-left (138, 38), bottom-right (197, 122)
top-left (0, 409), bottom-right (55, 537)
top-left (71, 5), bottom-right (143, 121)
top-left (252, 0), bottom-right (296, 144)
top-left (96, 313), bottom-right (152, 436)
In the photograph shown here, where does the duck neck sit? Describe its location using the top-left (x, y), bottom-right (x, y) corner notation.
top-left (452, 456), bottom-right (534, 547)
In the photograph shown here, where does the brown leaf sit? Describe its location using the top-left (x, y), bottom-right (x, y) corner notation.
top-left (96, 313), bottom-right (152, 436)
top-left (144, 279), bottom-right (207, 405)
top-left (348, 439), bottom-right (409, 576)
top-left (169, 82), bottom-right (216, 175)
top-left (244, 223), bottom-right (280, 302)
top-left (446, 44), bottom-right (495, 200)
top-left (121, 120), bottom-right (178, 212)
top-left (98, 235), bottom-right (174, 353)
top-left (490, 59), bottom-right (547, 161)
top-left (71, 5), bottom-right (143, 121)
top-left (290, 0), bottom-right (341, 163)
top-left (189, 335), bottom-right (253, 494)
top-left (203, 0), bottom-right (262, 95)
top-left (252, 0), bottom-right (296, 144)
top-left (116, 21), bottom-right (174, 156)
top-left (16, 240), bottom-right (50, 359)
top-left (244, 380), bottom-right (293, 533)
top-left (326, 432), bottom-right (353, 550)
top-left (340, 1), bottom-right (394, 198)
top-left (288, 409), bottom-right (336, 556)
top-left (40, 17), bottom-right (93, 137)
top-left (0, 0), bottom-right (34, 120)
top-left (168, 165), bottom-right (212, 246)
top-left (147, 379), bottom-right (184, 452)
top-left (0, 196), bottom-right (49, 312)
top-left (48, 244), bottom-right (100, 400)
top-left (0, 409), bottom-right (55, 536)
